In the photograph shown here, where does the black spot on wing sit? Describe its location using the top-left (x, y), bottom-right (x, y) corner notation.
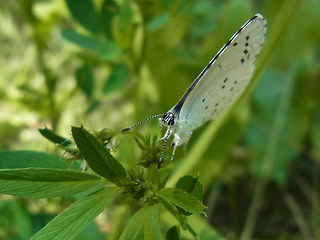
top-left (223, 77), bottom-right (228, 83)
top-left (202, 98), bottom-right (205, 102)
top-left (233, 42), bottom-right (238, 46)
top-left (246, 36), bottom-right (250, 41)
top-left (245, 43), bottom-right (249, 47)
top-left (244, 49), bottom-right (248, 54)
top-left (241, 58), bottom-right (244, 64)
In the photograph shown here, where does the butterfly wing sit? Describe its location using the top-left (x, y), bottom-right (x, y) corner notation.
top-left (175, 14), bottom-right (267, 130)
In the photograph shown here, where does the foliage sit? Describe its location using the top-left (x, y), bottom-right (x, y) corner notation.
top-left (1, 127), bottom-right (207, 239)
top-left (0, 0), bottom-right (320, 239)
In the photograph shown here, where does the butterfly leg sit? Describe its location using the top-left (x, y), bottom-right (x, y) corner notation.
top-left (157, 128), bottom-right (172, 169)
top-left (170, 133), bottom-right (181, 161)
top-left (170, 143), bottom-right (178, 162)
top-left (157, 127), bottom-right (172, 145)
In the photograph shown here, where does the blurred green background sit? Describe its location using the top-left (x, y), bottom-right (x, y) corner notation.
top-left (0, 0), bottom-right (320, 239)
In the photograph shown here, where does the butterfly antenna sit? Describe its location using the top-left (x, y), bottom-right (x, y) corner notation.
top-left (122, 114), bottom-right (164, 132)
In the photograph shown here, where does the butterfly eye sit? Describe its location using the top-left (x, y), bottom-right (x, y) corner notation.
top-left (163, 113), bottom-right (175, 126)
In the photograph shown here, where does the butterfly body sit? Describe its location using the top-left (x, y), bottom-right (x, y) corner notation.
top-left (160, 110), bottom-right (192, 147)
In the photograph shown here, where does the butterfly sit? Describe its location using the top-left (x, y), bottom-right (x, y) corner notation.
top-left (123, 14), bottom-right (267, 169)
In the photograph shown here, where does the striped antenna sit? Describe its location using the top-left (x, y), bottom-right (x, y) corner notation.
top-left (122, 114), bottom-right (165, 132)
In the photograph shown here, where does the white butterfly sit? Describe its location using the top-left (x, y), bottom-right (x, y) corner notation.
top-left (123, 14), bottom-right (267, 169)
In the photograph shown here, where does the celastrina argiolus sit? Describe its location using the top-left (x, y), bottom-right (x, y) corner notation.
top-left (123, 14), bottom-right (267, 169)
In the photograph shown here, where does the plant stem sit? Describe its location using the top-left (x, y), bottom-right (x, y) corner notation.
top-left (284, 194), bottom-right (313, 240)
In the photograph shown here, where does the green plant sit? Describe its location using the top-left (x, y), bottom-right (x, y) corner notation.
top-left (0, 126), bottom-right (215, 239)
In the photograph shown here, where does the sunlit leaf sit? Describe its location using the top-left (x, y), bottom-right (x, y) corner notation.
top-left (0, 168), bottom-right (102, 198)
top-left (30, 188), bottom-right (116, 240)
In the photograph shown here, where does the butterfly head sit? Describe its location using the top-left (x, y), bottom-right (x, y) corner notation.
top-left (161, 112), bottom-right (175, 127)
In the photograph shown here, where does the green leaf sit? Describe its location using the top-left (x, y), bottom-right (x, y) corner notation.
top-left (39, 128), bottom-right (73, 147)
top-left (175, 175), bottom-right (202, 200)
top-left (147, 14), bottom-right (169, 30)
top-left (71, 126), bottom-right (126, 182)
top-left (100, 0), bottom-right (119, 38)
top-left (0, 150), bottom-right (78, 170)
top-left (166, 226), bottom-right (180, 240)
top-left (76, 65), bottom-right (94, 98)
top-left (158, 188), bottom-right (206, 215)
top-left (103, 64), bottom-right (129, 94)
top-left (175, 175), bottom-right (203, 216)
top-left (97, 41), bottom-right (122, 60)
top-left (61, 30), bottom-right (122, 60)
top-left (65, 0), bottom-right (101, 34)
top-left (31, 188), bottom-right (116, 240)
top-left (120, 204), bottom-right (163, 240)
top-left (0, 168), bottom-right (102, 198)
top-left (87, 99), bottom-right (100, 113)
top-left (61, 29), bottom-right (100, 51)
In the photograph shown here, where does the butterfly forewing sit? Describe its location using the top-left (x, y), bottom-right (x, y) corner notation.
top-left (176, 14), bottom-right (267, 130)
